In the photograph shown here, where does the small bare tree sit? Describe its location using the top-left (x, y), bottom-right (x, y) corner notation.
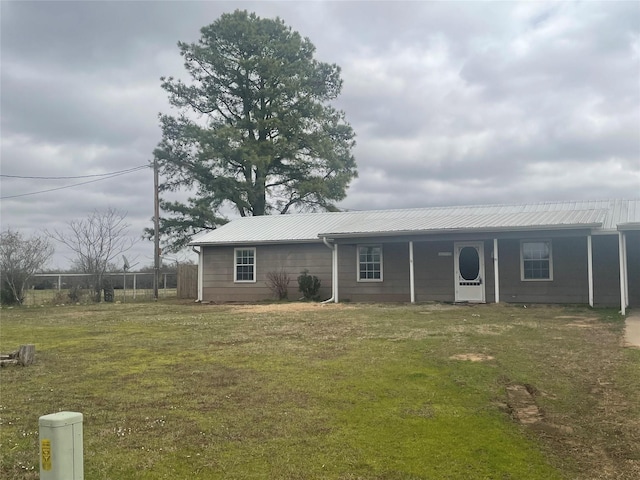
top-left (266, 270), bottom-right (290, 300)
top-left (0, 229), bottom-right (55, 305)
top-left (49, 208), bottom-right (135, 302)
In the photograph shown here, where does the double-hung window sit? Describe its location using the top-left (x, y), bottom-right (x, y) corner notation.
top-left (234, 248), bottom-right (256, 282)
top-left (358, 245), bottom-right (383, 281)
top-left (521, 240), bottom-right (552, 281)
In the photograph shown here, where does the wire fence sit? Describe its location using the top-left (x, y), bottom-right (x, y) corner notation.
top-left (21, 288), bottom-right (178, 306)
top-left (20, 272), bottom-right (178, 306)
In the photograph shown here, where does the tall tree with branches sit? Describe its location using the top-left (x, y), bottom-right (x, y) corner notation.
top-left (150, 9), bottom-right (357, 251)
top-left (49, 208), bottom-right (135, 302)
top-left (0, 229), bottom-right (55, 305)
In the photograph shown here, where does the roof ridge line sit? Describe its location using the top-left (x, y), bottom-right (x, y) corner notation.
top-left (228, 199), bottom-right (638, 220)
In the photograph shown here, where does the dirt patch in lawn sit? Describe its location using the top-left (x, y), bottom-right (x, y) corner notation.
top-left (450, 353), bottom-right (494, 362)
top-left (506, 384), bottom-right (543, 424)
top-left (504, 384), bottom-right (578, 439)
top-left (556, 315), bottom-right (598, 327)
top-left (448, 323), bottom-right (514, 335)
top-left (233, 303), bottom-right (340, 314)
top-left (419, 303), bottom-right (459, 312)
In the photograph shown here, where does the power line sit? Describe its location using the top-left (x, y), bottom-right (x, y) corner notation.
top-left (0, 166), bottom-right (149, 200)
top-left (0, 165), bottom-right (148, 180)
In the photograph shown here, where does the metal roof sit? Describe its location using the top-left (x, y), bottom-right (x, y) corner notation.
top-left (190, 199), bottom-right (640, 245)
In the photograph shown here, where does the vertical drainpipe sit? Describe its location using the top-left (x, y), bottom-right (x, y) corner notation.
top-left (622, 232), bottom-right (628, 308)
top-left (192, 246), bottom-right (203, 302)
top-left (322, 237), bottom-right (338, 303)
top-left (333, 243), bottom-right (338, 303)
top-left (493, 238), bottom-right (500, 304)
top-left (198, 248), bottom-right (204, 302)
top-left (618, 232), bottom-right (627, 316)
top-left (409, 241), bottom-right (415, 304)
top-left (587, 235), bottom-right (594, 308)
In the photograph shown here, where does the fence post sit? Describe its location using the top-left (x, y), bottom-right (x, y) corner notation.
top-left (39, 411), bottom-right (84, 480)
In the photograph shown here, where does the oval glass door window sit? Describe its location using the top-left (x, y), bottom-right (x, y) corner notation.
top-left (459, 247), bottom-right (480, 280)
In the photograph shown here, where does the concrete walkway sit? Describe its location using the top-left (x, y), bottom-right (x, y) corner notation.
top-left (625, 311), bottom-right (640, 348)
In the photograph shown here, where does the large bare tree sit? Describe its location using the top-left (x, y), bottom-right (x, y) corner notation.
top-left (0, 229), bottom-right (55, 305)
top-left (49, 208), bottom-right (135, 302)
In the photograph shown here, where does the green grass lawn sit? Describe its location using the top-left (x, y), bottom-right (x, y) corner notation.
top-left (1, 301), bottom-right (639, 479)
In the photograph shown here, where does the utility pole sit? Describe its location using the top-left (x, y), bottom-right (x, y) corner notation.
top-left (153, 157), bottom-right (160, 300)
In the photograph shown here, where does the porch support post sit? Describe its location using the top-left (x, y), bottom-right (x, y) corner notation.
top-left (493, 238), bottom-right (500, 304)
top-left (618, 232), bottom-right (627, 315)
top-left (334, 244), bottom-right (339, 303)
top-left (587, 235), bottom-right (593, 307)
top-left (409, 241), bottom-right (415, 303)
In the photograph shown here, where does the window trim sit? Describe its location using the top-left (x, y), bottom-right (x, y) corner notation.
top-left (357, 244), bottom-right (383, 282)
top-left (234, 247), bottom-right (257, 283)
top-left (520, 240), bottom-right (553, 281)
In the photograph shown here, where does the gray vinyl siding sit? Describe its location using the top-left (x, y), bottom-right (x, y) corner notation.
top-left (336, 240), bottom-right (495, 303)
top-left (413, 241), bottom-right (455, 302)
top-left (412, 240), bottom-right (495, 303)
top-left (201, 243), bottom-right (332, 302)
top-left (592, 232), bottom-right (640, 308)
top-left (483, 241), bottom-right (497, 303)
top-left (591, 235), bottom-right (621, 307)
top-left (337, 243), bottom-right (411, 302)
top-left (199, 232), bottom-right (633, 307)
top-left (336, 240), bottom-right (493, 303)
top-left (412, 235), bottom-right (620, 306)
top-left (498, 237), bottom-right (590, 304)
top-left (627, 231), bottom-right (640, 307)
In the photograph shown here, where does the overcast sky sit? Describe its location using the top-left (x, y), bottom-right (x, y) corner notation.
top-left (1, 1), bottom-right (639, 269)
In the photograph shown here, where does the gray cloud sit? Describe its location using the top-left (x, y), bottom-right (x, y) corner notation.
top-left (1, 1), bottom-right (639, 268)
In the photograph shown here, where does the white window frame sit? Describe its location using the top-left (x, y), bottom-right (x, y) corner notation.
top-left (520, 240), bottom-right (553, 281)
top-left (234, 247), bottom-right (257, 283)
top-left (357, 244), bottom-right (383, 282)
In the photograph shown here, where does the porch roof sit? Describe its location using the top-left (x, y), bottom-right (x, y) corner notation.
top-left (190, 199), bottom-right (639, 245)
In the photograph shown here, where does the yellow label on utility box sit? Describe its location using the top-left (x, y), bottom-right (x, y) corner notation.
top-left (41, 438), bottom-right (52, 471)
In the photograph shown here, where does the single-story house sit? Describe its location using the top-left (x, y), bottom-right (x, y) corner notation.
top-left (190, 199), bottom-right (639, 314)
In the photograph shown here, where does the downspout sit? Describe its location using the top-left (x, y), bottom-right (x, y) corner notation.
top-left (623, 233), bottom-right (629, 308)
top-left (587, 235), bottom-right (593, 308)
top-left (409, 241), bottom-right (415, 303)
top-left (192, 246), bottom-right (203, 302)
top-left (321, 237), bottom-right (338, 304)
top-left (493, 238), bottom-right (500, 304)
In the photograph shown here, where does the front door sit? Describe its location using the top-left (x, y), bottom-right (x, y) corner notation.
top-left (454, 242), bottom-right (485, 303)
